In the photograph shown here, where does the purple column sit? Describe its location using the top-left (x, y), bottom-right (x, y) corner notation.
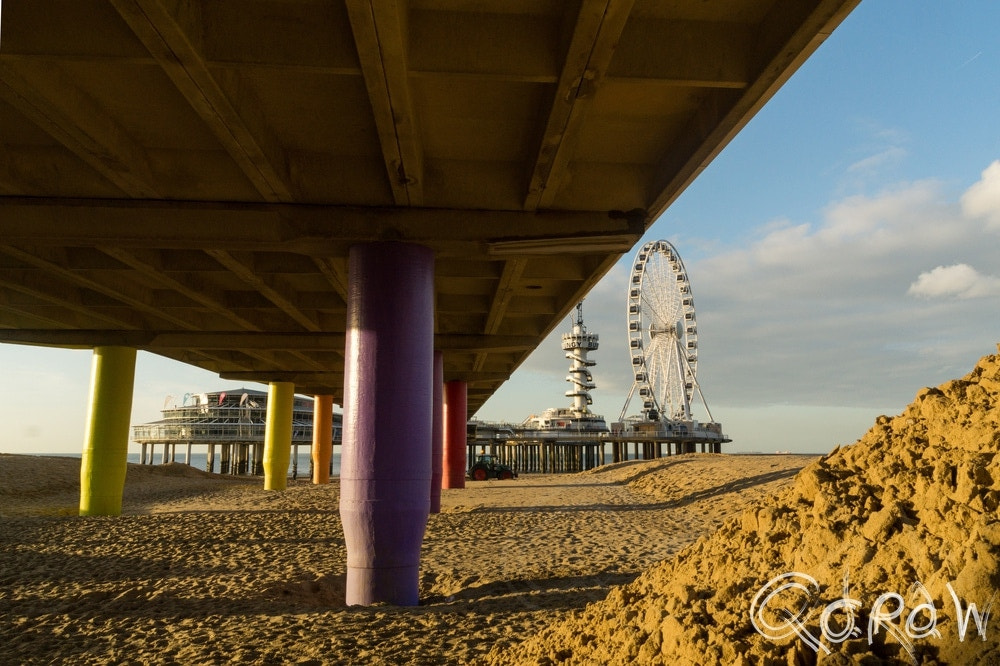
top-left (430, 350), bottom-right (444, 513)
top-left (341, 242), bottom-right (434, 606)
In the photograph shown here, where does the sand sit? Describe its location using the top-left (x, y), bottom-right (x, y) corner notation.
top-left (496, 347), bottom-right (1000, 666)
top-left (0, 452), bottom-right (813, 665)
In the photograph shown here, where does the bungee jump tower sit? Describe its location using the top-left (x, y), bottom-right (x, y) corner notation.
top-left (563, 302), bottom-right (599, 413)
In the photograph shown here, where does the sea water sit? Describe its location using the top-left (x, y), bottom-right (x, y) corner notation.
top-left (126, 451), bottom-right (341, 477)
top-left (37, 451), bottom-right (342, 477)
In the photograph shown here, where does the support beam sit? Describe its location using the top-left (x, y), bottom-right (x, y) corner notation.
top-left (312, 394), bottom-right (334, 485)
top-left (263, 381), bottom-right (294, 490)
top-left (0, 200), bottom-right (629, 251)
top-left (206, 250), bottom-right (320, 331)
top-left (524, 0), bottom-right (635, 210)
top-left (474, 257), bottom-right (526, 372)
top-left (0, 62), bottom-right (159, 197)
top-left (109, 0), bottom-right (293, 202)
top-left (79, 346), bottom-right (137, 516)
top-left (646, 0), bottom-right (862, 220)
top-left (345, 0), bottom-right (424, 205)
top-left (340, 242), bottom-right (433, 606)
top-left (0, 329), bottom-right (535, 353)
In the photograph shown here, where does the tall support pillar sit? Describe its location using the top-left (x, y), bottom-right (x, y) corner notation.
top-left (341, 242), bottom-right (433, 607)
top-left (442, 380), bottom-right (467, 489)
top-left (430, 351), bottom-right (444, 513)
top-left (312, 395), bottom-right (335, 484)
top-left (79, 346), bottom-right (136, 517)
top-left (263, 381), bottom-right (294, 490)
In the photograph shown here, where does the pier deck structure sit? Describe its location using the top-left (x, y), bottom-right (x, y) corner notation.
top-left (1, 0), bottom-right (861, 605)
top-left (468, 421), bottom-right (730, 475)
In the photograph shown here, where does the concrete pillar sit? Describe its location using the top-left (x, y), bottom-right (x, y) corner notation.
top-left (263, 381), bottom-right (294, 490)
top-left (430, 351), bottom-right (443, 513)
top-left (312, 395), bottom-right (334, 484)
top-left (442, 380), bottom-right (467, 489)
top-left (340, 242), bottom-right (433, 606)
top-left (79, 346), bottom-right (136, 517)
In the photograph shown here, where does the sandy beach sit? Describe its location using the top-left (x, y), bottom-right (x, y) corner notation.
top-left (6, 347), bottom-right (1000, 665)
top-left (0, 452), bottom-right (813, 665)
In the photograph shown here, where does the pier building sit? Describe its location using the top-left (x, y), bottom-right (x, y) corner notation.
top-left (131, 388), bottom-right (342, 478)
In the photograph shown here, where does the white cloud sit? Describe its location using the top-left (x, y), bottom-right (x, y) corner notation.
top-left (908, 264), bottom-right (1000, 299)
top-left (846, 145), bottom-right (907, 174)
top-left (657, 175), bottom-right (999, 410)
top-left (961, 160), bottom-right (1000, 230)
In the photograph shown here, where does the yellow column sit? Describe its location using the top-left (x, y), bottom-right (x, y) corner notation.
top-left (312, 394), bottom-right (334, 484)
top-left (79, 346), bottom-right (137, 516)
top-left (263, 381), bottom-right (294, 490)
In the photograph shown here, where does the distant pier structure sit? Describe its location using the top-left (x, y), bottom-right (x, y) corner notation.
top-left (131, 388), bottom-right (341, 477)
top-left (468, 243), bottom-right (731, 475)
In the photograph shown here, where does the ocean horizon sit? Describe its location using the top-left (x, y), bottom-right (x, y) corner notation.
top-left (35, 450), bottom-right (341, 477)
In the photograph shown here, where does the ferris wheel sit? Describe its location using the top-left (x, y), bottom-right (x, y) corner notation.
top-left (621, 239), bottom-right (701, 422)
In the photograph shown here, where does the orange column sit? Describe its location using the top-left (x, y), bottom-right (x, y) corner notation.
top-left (442, 380), bottom-right (467, 489)
top-left (312, 394), bottom-right (334, 484)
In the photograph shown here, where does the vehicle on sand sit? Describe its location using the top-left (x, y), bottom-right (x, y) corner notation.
top-left (468, 454), bottom-right (517, 481)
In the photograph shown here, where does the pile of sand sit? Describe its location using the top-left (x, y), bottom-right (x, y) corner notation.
top-left (491, 346), bottom-right (1000, 665)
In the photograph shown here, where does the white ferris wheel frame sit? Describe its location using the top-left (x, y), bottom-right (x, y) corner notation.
top-left (622, 239), bottom-right (705, 422)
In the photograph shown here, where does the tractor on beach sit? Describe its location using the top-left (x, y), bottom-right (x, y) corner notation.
top-left (467, 454), bottom-right (517, 481)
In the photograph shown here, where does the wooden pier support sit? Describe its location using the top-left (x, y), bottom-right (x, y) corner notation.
top-left (464, 430), bottom-right (725, 477)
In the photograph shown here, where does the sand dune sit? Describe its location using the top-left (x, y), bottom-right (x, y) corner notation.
top-left (493, 348), bottom-right (1000, 665)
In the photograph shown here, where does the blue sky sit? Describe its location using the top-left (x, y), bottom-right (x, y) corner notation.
top-left (3, 1), bottom-right (1000, 455)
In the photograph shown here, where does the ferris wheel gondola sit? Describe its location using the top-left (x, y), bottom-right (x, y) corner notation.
top-left (620, 239), bottom-right (706, 423)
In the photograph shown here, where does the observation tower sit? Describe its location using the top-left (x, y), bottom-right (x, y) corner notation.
top-left (562, 302), bottom-right (599, 412)
top-left (517, 300), bottom-right (607, 433)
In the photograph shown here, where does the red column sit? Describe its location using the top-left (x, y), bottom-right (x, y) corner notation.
top-left (442, 380), bottom-right (467, 489)
top-left (312, 394), bottom-right (334, 484)
top-left (340, 242), bottom-right (434, 606)
top-left (430, 351), bottom-right (443, 513)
